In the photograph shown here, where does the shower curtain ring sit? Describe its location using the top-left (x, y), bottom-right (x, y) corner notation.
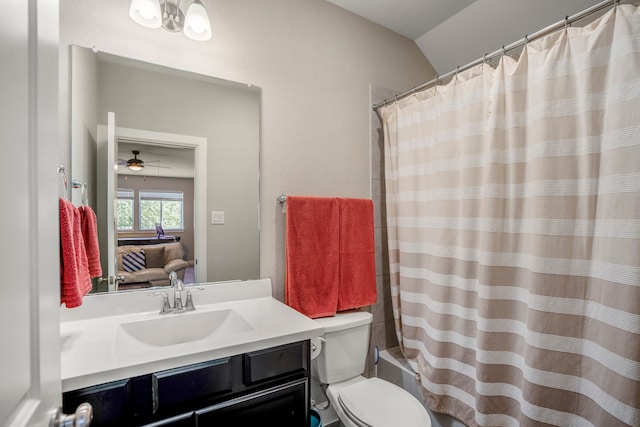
top-left (502, 45), bottom-right (506, 56)
top-left (564, 16), bottom-right (570, 29)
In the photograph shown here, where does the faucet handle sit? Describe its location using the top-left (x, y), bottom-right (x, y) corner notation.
top-left (149, 291), bottom-right (172, 314)
top-left (184, 287), bottom-right (205, 311)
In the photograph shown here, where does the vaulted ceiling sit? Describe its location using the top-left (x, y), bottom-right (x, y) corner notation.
top-left (325, 0), bottom-right (603, 75)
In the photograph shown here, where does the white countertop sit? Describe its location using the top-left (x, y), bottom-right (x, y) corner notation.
top-left (60, 279), bottom-right (324, 392)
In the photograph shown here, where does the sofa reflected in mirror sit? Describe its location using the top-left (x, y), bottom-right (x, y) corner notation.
top-left (116, 242), bottom-right (189, 291)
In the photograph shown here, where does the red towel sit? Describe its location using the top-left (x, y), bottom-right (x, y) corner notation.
top-left (337, 198), bottom-right (377, 311)
top-left (59, 199), bottom-right (92, 308)
top-left (285, 196), bottom-right (377, 318)
top-left (285, 196), bottom-right (340, 318)
top-left (80, 205), bottom-right (102, 278)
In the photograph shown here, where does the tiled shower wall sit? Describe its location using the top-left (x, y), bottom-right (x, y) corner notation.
top-left (366, 85), bottom-right (401, 377)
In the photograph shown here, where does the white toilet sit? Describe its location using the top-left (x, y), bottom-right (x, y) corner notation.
top-left (312, 311), bottom-right (431, 427)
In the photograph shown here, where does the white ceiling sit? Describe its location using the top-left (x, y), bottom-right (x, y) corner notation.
top-left (325, 0), bottom-right (603, 75)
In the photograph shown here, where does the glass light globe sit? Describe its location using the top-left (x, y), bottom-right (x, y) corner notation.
top-left (184, 1), bottom-right (212, 41)
top-left (129, 0), bottom-right (162, 29)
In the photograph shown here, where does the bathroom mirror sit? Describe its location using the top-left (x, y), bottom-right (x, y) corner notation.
top-left (69, 45), bottom-right (260, 292)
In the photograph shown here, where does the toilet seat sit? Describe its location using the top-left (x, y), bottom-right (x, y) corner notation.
top-left (336, 377), bottom-right (431, 427)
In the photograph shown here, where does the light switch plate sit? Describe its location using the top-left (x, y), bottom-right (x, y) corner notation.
top-left (211, 211), bottom-right (224, 224)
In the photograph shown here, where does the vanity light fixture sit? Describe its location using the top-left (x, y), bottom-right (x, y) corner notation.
top-left (129, 0), bottom-right (212, 41)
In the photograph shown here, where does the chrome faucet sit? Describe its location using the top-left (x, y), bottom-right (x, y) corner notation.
top-left (170, 271), bottom-right (185, 310)
top-left (150, 272), bottom-right (204, 314)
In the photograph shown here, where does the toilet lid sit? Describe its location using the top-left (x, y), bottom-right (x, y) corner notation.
top-left (337, 377), bottom-right (431, 427)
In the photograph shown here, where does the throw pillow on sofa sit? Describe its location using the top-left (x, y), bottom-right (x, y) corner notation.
top-left (145, 246), bottom-right (165, 268)
top-left (123, 250), bottom-right (145, 272)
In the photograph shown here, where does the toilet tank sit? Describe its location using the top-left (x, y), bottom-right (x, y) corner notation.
top-left (312, 311), bottom-right (373, 384)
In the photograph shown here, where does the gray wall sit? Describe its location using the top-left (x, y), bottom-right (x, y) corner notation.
top-left (69, 45), bottom-right (98, 208)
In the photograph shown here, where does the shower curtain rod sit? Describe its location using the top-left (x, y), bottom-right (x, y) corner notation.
top-left (373, 0), bottom-right (620, 111)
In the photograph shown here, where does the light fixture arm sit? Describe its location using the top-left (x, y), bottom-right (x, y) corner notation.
top-left (160, 0), bottom-right (184, 32)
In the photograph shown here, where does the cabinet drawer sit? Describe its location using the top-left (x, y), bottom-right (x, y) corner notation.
top-left (153, 357), bottom-right (233, 411)
top-left (63, 379), bottom-right (131, 427)
top-left (195, 378), bottom-right (308, 426)
top-left (141, 412), bottom-right (195, 427)
top-left (243, 341), bottom-right (307, 385)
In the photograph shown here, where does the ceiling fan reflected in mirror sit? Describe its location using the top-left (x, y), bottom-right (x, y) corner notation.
top-left (124, 150), bottom-right (143, 171)
top-left (118, 150), bottom-right (171, 171)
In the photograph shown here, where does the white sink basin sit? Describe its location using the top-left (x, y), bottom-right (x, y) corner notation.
top-left (60, 279), bottom-right (327, 392)
top-left (117, 309), bottom-right (253, 348)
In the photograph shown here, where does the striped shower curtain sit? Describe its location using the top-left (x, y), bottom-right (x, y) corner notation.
top-left (380, 5), bottom-right (640, 427)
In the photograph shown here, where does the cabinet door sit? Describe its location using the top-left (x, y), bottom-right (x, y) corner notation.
top-left (62, 379), bottom-right (132, 427)
top-left (196, 378), bottom-right (308, 427)
top-left (141, 412), bottom-right (195, 427)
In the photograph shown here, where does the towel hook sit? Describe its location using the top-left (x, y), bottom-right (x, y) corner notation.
top-left (57, 165), bottom-right (68, 198)
top-left (71, 179), bottom-right (89, 206)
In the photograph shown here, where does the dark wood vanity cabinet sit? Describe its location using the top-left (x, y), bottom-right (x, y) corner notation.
top-left (62, 340), bottom-right (311, 427)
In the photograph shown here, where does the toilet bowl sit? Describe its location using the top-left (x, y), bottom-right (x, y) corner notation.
top-left (312, 311), bottom-right (431, 427)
